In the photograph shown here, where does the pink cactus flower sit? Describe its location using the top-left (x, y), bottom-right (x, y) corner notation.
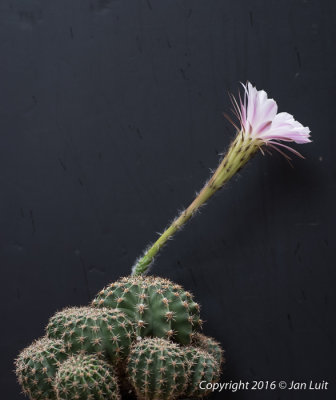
top-left (229, 82), bottom-right (311, 159)
top-left (132, 82), bottom-right (312, 276)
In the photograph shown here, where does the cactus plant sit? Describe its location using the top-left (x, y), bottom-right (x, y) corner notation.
top-left (192, 333), bottom-right (225, 367)
top-left (127, 338), bottom-right (189, 400)
top-left (15, 337), bottom-right (68, 400)
top-left (55, 353), bottom-right (121, 400)
top-left (15, 83), bottom-right (311, 400)
top-left (46, 307), bottom-right (135, 364)
top-left (184, 347), bottom-right (220, 398)
top-left (92, 276), bottom-right (202, 345)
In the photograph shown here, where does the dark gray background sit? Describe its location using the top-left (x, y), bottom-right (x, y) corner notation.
top-left (1, 0), bottom-right (335, 399)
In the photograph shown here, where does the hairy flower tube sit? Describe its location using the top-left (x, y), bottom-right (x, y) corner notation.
top-left (132, 82), bottom-right (311, 276)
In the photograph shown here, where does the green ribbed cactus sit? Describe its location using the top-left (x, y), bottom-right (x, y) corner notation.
top-left (92, 276), bottom-right (202, 345)
top-left (15, 337), bottom-right (68, 400)
top-left (127, 338), bottom-right (189, 400)
top-left (46, 307), bottom-right (135, 364)
top-left (55, 353), bottom-right (121, 400)
top-left (184, 347), bottom-right (220, 398)
top-left (192, 333), bottom-right (225, 367)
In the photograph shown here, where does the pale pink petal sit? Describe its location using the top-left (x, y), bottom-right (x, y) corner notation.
top-left (257, 98), bottom-right (278, 123)
top-left (246, 83), bottom-right (258, 127)
top-left (234, 82), bottom-right (311, 156)
top-left (255, 120), bottom-right (272, 135)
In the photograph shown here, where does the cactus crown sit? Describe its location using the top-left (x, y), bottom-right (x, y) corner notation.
top-left (127, 338), bottom-right (189, 400)
top-left (55, 353), bottom-right (120, 400)
top-left (92, 276), bottom-right (202, 345)
top-left (46, 306), bottom-right (135, 363)
top-left (15, 337), bottom-right (68, 400)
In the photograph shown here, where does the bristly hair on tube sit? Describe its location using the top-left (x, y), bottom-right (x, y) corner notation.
top-left (132, 81), bottom-right (311, 276)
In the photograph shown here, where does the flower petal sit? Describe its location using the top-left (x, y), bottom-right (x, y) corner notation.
top-left (236, 82), bottom-right (311, 154)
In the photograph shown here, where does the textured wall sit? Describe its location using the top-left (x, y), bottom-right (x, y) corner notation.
top-left (1, 0), bottom-right (335, 399)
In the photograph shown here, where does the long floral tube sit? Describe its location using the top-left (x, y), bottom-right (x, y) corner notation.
top-left (132, 82), bottom-right (311, 276)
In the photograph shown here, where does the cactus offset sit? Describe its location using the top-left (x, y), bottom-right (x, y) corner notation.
top-left (15, 337), bottom-right (68, 400)
top-left (46, 307), bottom-right (135, 364)
top-left (192, 333), bottom-right (225, 367)
top-left (55, 353), bottom-right (120, 400)
top-left (184, 347), bottom-right (220, 398)
top-left (127, 338), bottom-right (189, 400)
top-left (92, 276), bottom-right (202, 345)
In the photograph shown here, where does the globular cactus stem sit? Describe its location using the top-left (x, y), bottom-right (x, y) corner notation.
top-left (55, 353), bottom-right (121, 400)
top-left (15, 337), bottom-right (68, 400)
top-left (46, 307), bottom-right (135, 364)
top-left (183, 347), bottom-right (220, 398)
top-left (92, 276), bottom-right (202, 345)
top-left (127, 338), bottom-right (189, 400)
top-left (192, 332), bottom-right (225, 367)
